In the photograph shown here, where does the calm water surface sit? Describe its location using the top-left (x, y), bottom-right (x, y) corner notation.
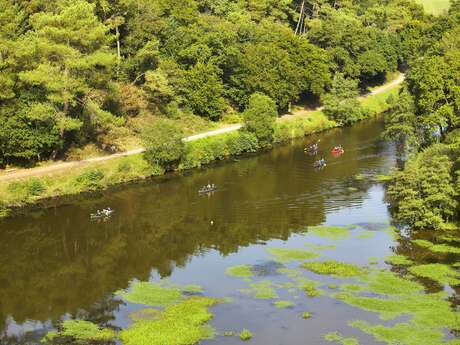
top-left (0, 117), bottom-right (457, 344)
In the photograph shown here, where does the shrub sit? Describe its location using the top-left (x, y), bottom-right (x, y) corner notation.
top-left (226, 132), bottom-right (259, 155)
top-left (7, 178), bottom-right (46, 198)
top-left (243, 93), bottom-right (277, 146)
top-left (142, 119), bottom-right (185, 170)
top-left (76, 168), bottom-right (105, 190)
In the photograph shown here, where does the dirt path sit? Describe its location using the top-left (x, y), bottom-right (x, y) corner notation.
top-left (0, 74), bottom-right (404, 182)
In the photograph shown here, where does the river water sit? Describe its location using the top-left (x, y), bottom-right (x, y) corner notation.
top-left (0, 117), bottom-right (458, 345)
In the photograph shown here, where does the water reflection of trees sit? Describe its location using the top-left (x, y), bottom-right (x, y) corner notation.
top-left (0, 118), bottom-right (391, 337)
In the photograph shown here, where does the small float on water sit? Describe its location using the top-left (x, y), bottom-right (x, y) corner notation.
top-left (199, 184), bottom-right (217, 194)
top-left (90, 208), bottom-right (115, 220)
top-left (331, 145), bottom-right (344, 156)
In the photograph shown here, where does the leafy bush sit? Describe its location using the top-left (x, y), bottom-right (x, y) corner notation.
top-left (243, 93), bottom-right (278, 146)
top-left (76, 168), bottom-right (105, 190)
top-left (7, 178), bottom-right (46, 198)
top-left (142, 119), bottom-right (185, 170)
top-left (179, 132), bottom-right (259, 170)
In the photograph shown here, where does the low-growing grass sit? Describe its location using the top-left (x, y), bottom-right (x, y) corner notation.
top-left (360, 87), bottom-right (399, 116)
top-left (302, 261), bottom-right (366, 277)
top-left (266, 248), bottom-right (319, 262)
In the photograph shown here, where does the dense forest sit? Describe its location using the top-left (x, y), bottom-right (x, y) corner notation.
top-left (0, 0), bottom-right (431, 166)
top-left (384, 1), bottom-right (460, 230)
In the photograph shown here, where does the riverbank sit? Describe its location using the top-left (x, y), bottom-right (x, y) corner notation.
top-left (0, 78), bottom-right (402, 218)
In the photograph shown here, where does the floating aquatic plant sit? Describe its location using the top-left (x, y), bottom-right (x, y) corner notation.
top-left (350, 320), bottom-right (447, 345)
top-left (304, 243), bottom-right (337, 251)
top-left (295, 277), bottom-right (323, 297)
top-left (273, 300), bottom-right (295, 309)
top-left (383, 226), bottom-right (401, 240)
top-left (413, 239), bottom-right (460, 254)
top-left (360, 271), bottom-right (423, 296)
top-left (116, 281), bottom-right (183, 306)
top-left (240, 280), bottom-right (278, 299)
top-left (266, 247), bottom-right (319, 262)
top-left (356, 231), bottom-right (375, 239)
top-left (225, 265), bottom-right (254, 278)
top-left (384, 254), bottom-right (414, 266)
top-left (239, 329), bottom-right (253, 341)
top-left (324, 331), bottom-right (360, 345)
top-left (277, 268), bottom-right (303, 278)
top-left (120, 297), bottom-right (219, 345)
top-left (302, 312), bottom-right (312, 319)
top-left (43, 320), bottom-right (116, 344)
top-left (408, 263), bottom-right (460, 286)
top-left (301, 260), bottom-right (366, 277)
top-left (309, 226), bottom-right (350, 240)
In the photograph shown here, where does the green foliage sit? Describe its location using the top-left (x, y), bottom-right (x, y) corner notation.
top-left (179, 131), bottom-right (259, 170)
top-left (76, 168), bottom-right (105, 190)
top-left (322, 74), bottom-right (367, 125)
top-left (142, 119), bottom-right (185, 170)
top-left (239, 329), bottom-right (253, 341)
top-left (302, 261), bottom-right (366, 277)
top-left (387, 145), bottom-right (458, 230)
top-left (243, 93), bottom-right (278, 146)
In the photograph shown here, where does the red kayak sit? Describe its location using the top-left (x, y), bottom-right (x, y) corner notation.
top-left (331, 146), bottom-right (344, 156)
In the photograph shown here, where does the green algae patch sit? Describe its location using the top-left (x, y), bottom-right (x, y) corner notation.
top-left (226, 265), bottom-right (254, 278)
top-left (43, 320), bottom-right (116, 344)
top-left (309, 226), bottom-right (350, 240)
top-left (301, 260), bottom-right (366, 277)
top-left (350, 320), bottom-right (446, 345)
top-left (129, 309), bottom-right (162, 322)
top-left (266, 247), bottom-right (319, 262)
top-left (239, 329), bottom-right (253, 341)
top-left (273, 300), bottom-right (295, 309)
top-left (383, 226), bottom-right (401, 240)
top-left (120, 297), bottom-right (219, 345)
top-left (384, 254), bottom-right (414, 266)
top-left (429, 243), bottom-right (460, 254)
top-left (277, 267), bottom-right (303, 278)
top-left (241, 280), bottom-right (278, 299)
top-left (181, 284), bottom-right (204, 294)
top-left (295, 277), bottom-right (323, 297)
top-left (302, 312), bottom-right (312, 319)
top-left (409, 263), bottom-right (460, 286)
top-left (412, 239), bottom-right (434, 248)
top-left (304, 243), bottom-right (337, 251)
top-left (116, 281), bottom-right (182, 306)
top-left (362, 271), bottom-right (423, 296)
top-left (324, 331), bottom-right (360, 345)
top-left (356, 231), bottom-right (375, 239)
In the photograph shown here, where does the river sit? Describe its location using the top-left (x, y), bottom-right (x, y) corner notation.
top-left (0, 117), bottom-right (458, 345)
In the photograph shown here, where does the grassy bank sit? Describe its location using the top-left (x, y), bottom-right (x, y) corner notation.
top-left (0, 83), bottom-right (401, 218)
